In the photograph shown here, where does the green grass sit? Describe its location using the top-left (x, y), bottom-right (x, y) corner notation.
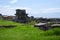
top-left (0, 20), bottom-right (60, 40)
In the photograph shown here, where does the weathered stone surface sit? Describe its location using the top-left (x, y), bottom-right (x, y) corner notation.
top-left (34, 23), bottom-right (51, 31)
top-left (34, 23), bottom-right (60, 31)
top-left (14, 9), bottom-right (28, 23)
top-left (51, 24), bottom-right (60, 28)
top-left (0, 14), bottom-right (3, 20)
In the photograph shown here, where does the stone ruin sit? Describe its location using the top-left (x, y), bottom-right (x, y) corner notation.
top-left (0, 9), bottom-right (29, 23)
top-left (14, 9), bottom-right (29, 23)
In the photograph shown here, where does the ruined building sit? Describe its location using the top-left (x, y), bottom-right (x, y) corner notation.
top-left (0, 14), bottom-right (3, 20)
top-left (14, 9), bottom-right (28, 23)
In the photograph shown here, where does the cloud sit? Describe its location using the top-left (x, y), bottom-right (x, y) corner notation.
top-left (0, 5), bottom-right (31, 16)
top-left (10, 0), bottom-right (18, 4)
top-left (40, 8), bottom-right (60, 13)
top-left (30, 8), bottom-right (60, 15)
top-left (0, 5), bottom-right (60, 18)
top-left (25, 8), bottom-right (60, 17)
top-left (0, 5), bottom-right (15, 15)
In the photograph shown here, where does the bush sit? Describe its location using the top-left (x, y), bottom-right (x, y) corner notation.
top-left (44, 28), bottom-right (60, 36)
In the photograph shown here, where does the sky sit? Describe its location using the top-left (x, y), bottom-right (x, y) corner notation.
top-left (0, 0), bottom-right (60, 18)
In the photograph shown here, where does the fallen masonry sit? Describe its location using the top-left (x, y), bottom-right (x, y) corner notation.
top-left (34, 23), bottom-right (60, 31)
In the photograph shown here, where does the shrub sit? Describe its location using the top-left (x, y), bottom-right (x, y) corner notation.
top-left (44, 28), bottom-right (60, 36)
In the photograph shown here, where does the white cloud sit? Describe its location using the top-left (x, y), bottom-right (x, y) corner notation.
top-left (25, 8), bottom-right (60, 17)
top-left (0, 5), bottom-right (31, 16)
top-left (31, 8), bottom-right (60, 15)
top-left (0, 5), bottom-right (60, 17)
top-left (10, 0), bottom-right (18, 4)
top-left (40, 8), bottom-right (60, 13)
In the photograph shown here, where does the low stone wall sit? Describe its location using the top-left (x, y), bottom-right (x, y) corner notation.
top-left (34, 23), bottom-right (60, 31)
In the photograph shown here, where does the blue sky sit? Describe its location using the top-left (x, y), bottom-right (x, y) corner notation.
top-left (0, 0), bottom-right (60, 18)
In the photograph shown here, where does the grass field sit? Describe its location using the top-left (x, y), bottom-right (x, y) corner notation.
top-left (0, 20), bottom-right (60, 40)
